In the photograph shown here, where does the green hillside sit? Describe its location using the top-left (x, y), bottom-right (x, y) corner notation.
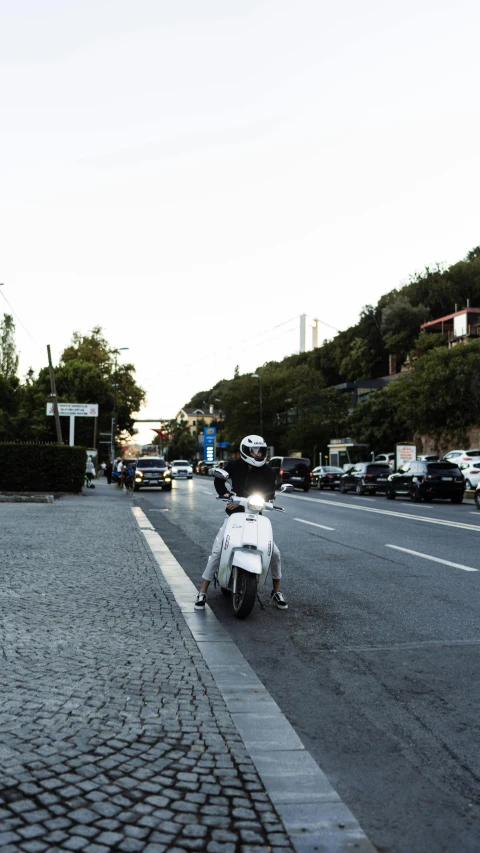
top-left (186, 246), bottom-right (480, 459)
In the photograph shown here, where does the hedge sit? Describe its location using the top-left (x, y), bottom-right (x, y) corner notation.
top-left (0, 443), bottom-right (86, 493)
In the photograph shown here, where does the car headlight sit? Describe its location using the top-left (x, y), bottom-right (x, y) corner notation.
top-left (247, 494), bottom-right (265, 511)
top-left (135, 471), bottom-right (144, 481)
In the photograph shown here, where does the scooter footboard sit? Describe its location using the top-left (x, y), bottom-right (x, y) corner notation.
top-left (232, 550), bottom-right (263, 574)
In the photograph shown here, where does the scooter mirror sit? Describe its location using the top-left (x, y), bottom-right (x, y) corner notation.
top-left (213, 467), bottom-right (229, 480)
top-left (280, 484), bottom-right (293, 492)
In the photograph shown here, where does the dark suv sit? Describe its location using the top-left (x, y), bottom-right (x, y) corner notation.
top-left (386, 460), bottom-right (464, 503)
top-left (268, 456), bottom-right (311, 491)
top-left (339, 462), bottom-right (391, 495)
top-left (134, 457), bottom-right (172, 492)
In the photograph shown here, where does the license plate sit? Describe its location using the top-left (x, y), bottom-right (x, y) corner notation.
top-left (291, 477), bottom-right (301, 481)
top-left (441, 476), bottom-right (453, 481)
top-left (377, 478), bottom-right (386, 482)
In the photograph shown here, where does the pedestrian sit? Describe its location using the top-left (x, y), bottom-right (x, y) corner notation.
top-left (105, 460), bottom-right (113, 484)
top-left (100, 461), bottom-right (107, 476)
top-left (85, 455), bottom-right (96, 485)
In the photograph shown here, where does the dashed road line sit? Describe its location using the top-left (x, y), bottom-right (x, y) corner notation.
top-left (283, 494), bottom-right (480, 532)
top-left (294, 517), bottom-right (335, 531)
top-left (385, 544), bottom-right (478, 572)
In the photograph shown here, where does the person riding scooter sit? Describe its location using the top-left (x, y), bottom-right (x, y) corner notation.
top-left (194, 434), bottom-right (288, 611)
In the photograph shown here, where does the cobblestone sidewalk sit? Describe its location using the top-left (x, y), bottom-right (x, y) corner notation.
top-left (0, 487), bottom-right (294, 853)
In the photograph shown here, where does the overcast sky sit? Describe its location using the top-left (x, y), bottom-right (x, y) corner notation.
top-left (1, 0), bottom-right (479, 445)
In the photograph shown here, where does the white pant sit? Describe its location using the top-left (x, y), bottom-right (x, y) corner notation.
top-left (202, 517), bottom-right (282, 581)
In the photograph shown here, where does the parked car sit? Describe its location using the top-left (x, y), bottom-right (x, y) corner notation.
top-left (417, 454), bottom-right (440, 462)
top-left (267, 456), bottom-right (311, 491)
top-left (207, 461), bottom-right (224, 476)
top-left (474, 483), bottom-right (480, 510)
top-left (311, 465), bottom-right (344, 490)
top-left (134, 457), bottom-right (172, 491)
top-left (170, 460), bottom-right (193, 479)
top-left (443, 448), bottom-right (480, 464)
top-left (458, 462), bottom-right (480, 490)
top-left (375, 452), bottom-right (395, 468)
top-left (386, 460), bottom-right (464, 503)
top-left (339, 462), bottom-right (391, 495)
top-left (197, 461), bottom-right (215, 476)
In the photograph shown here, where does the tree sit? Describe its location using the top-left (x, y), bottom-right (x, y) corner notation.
top-left (381, 298), bottom-right (429, 362)
top-left (163, 421), bottom-right (195, 461)
top-left (348, 381), bottom-right (411, 450)
top-left (0, 314), bottom-right (19, 379)
top-left (11, 329), bottom-right (146, 448)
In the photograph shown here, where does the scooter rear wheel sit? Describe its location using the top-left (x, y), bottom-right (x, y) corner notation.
top-left (232, 568), bottom-right (257, 619)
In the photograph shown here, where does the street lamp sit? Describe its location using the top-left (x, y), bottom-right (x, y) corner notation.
top-left (252, 373), bottom-right (263, 436)
top-left (111, 347), bottom-right (129, 460)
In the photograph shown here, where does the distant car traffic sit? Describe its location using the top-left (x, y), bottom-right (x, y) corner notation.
top-left (267, 456), bottom-right (311, 491)
top-left (386, 460), bottom-right (464, 503)
top-left (475, 483), bottom-right (480, 510)
top-left (311, 465), bottom-right (344, 490)
top-left (458, 461), bottom-right (480, 490)
top-left (134, 457), bottom-right (172, 491)
top-left (207, 461), bottom-right (224, 476)
top-left (170, 460), bottom-right (193, 479)
top-left (375, 453), bottom-right (395, 468)
top-left (339, 462), bottom-right (391, 495)
top-left (443, 449), bottom-right (480, 464)
top-left (197, 461), bottom-right (216, 475)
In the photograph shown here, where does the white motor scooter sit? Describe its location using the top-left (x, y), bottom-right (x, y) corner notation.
top-left (213, 468), bottom-right (292, 619)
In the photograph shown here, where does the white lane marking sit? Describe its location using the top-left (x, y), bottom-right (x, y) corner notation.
top-left (294, 517), bottom-right (335, 531)
top-left (283, 494), bottom-right (480, 532)
top-left (385, 544), bottom-right (478, 572)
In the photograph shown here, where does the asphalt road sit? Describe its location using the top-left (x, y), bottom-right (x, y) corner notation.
top-left (134, 477), bottom-right (480, 853)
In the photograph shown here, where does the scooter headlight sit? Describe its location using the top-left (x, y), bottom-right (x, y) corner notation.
top-left (247, 494), bottom-right (265, 511)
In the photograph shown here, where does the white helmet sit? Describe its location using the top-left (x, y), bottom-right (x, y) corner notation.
top-left (240, 434), bottom-right (268, 467)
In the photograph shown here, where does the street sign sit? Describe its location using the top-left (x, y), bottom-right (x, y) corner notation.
top-left (204, 426), bottom-right (216, 463)
top-left (46, 403), bottom-right (98, 417)
top-left (395, 442), bottom-right (416, 469)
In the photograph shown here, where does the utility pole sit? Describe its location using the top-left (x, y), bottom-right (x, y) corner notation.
top-left (47, 345), bottom-right (64, 444)
top-left (111, 347), bottom-right (129, 461)
top-left (299, 313), bottom-right (307, 352)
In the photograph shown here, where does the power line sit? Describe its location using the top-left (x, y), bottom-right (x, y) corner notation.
top-left (0, 288), bottom-right (43, 351)
top-left (145, 315), bottom-right (301, 381)
top-left (316, 317), bottom-right (340, 333)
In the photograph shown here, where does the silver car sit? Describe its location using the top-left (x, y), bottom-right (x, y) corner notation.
top-left (170, 460), bottom-right (193, 479)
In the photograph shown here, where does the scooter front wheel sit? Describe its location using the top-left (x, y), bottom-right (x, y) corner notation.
top-left (232, 568), bottom-right (257, 619)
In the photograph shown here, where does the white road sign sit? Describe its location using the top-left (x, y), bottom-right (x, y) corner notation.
top-left (46, 403), bottom-right (99, 417)
top-left (395, 442), bottom-right (416, 469)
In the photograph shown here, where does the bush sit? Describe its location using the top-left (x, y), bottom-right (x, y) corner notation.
top-left (0, 443), bottom-right (86, 493)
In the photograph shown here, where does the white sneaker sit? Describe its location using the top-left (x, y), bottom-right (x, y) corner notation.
top-left (194, 592), bottom-right (207, 611)
top-left (271, 591), bottom-right (288, 610)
